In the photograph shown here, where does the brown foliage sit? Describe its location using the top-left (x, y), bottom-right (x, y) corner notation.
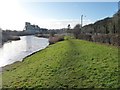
top-left (76, 33), bottom-right (119, 46)
top-left (92, 34), bottom-right (120, 46)
top-left (73, 24), bottom-right (81, 39)
top-left (78, 34), bottom-right (92, 41)
top-left (49, 36), bottom-right (64, 45)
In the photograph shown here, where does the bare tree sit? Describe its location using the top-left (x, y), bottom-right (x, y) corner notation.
top-left (73, 24), bottom-right (81, 39)
top-left (67, 24), bottom-right (71, 30)
top-left (66, 24), bottom-right (71, 34)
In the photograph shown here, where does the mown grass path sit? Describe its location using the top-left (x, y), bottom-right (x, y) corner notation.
top-left (2, 39), bottom-right (119, 88)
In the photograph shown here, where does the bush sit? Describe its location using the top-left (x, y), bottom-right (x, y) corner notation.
top-left (75, 33), bottom-right (119, 46)
top-left (92, 34), bottom-right (119, 46)
top-left (73, 24), bottom-right (81, 39)
top-left (49, 36), bottom-right (64, 45)
top-left (78, 34), bottom-right (92, 41)
top-left (110, 34), bottom-right (119, 46)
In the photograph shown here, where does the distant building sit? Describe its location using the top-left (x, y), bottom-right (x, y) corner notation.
top-left (24, 22), bottom-right (48, 34)
top-left (25, 22), bottom-right (41, 34)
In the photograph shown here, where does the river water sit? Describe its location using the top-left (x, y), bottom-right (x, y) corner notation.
top-left (0, 36), bottom-right (49, 67)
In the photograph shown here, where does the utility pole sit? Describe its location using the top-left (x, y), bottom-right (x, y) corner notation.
top-left (80, 15), bottom-right (86, 28)
top-left (81, 15), bottom-right (83, 28)
top-left (118, 1), bottom-right (120, 11)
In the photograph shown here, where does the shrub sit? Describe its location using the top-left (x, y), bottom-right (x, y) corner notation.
top-left (78, 34), bottom-right (92, 41)
top-left (49, 36), bottom-right (64, 45)
top-left (92, 34), bottom-right (119, 46)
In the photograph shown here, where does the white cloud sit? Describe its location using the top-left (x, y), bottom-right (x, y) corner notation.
top-left (34, 19), bottom-right (94, 29)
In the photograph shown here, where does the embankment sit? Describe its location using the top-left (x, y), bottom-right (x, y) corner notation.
top-left (2, 39), bottom-right (119, 88)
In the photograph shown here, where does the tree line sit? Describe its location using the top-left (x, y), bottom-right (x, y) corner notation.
top-left (70, 10), bottom-right (120, 46)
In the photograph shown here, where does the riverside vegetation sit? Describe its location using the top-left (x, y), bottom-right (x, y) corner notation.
top-left (2, 37), bottom-right (119, 88)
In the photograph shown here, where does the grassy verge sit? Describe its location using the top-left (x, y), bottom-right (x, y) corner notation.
top-left (2, 38), bottom-right (119, 88)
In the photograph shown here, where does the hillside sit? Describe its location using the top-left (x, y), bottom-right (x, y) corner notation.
top-left (71, 10), bottom-right (120, 46)
top-left (82, 10), bottom-right (120, 34)
top-left (2, 39), bottom-right (119, 88)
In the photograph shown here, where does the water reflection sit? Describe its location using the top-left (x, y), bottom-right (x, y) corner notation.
top-left (0, 36), bottom-right (49, 67)
top-left (26, 35), bottom-right (32, 52)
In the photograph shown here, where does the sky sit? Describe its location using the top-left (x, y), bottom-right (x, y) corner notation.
top-left (0, 0), bottom-right (119, 30)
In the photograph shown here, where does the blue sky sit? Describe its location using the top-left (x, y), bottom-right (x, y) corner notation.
top-left (0, 1), bottom-right (118, 30)
top-left (23, 2), bottom-right (118, 21)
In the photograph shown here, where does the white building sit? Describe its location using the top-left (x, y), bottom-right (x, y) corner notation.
top-left (25, 22), bottom-right (41, 34)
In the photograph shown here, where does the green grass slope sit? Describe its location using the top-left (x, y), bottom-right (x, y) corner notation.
top-left (2, 39), bottom-right (119, 88)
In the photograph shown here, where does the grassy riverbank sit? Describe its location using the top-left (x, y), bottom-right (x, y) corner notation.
top-left (2, 38), bottom-right (119, 88)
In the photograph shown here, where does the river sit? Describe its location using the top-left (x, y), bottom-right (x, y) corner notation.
top-left (0, 36), bottom-right (49, 67)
